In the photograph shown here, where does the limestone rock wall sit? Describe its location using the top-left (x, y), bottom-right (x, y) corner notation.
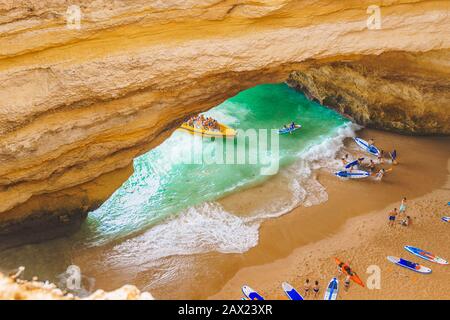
top-left (0, 0), bottom-right (449, 237)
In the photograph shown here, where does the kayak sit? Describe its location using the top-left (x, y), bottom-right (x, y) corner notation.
top-left (278, 124), bottom-right (302, 135)
top-left (354, 137), bottom-right (380, 157)
top-left (242, 285), bottom-right (264, 300)
top-left (404, 246), bottom-right (448, 265)
top-left (179, 122), bottom-right (236, 138)
top-left (442, 217), bottom-right (450, 223)
top-left (334, 258), bottom-right (365, 287)
top-left (345, 158), bottom-right (364, 169)
top-left (281, 282), bottom-right (304, 300)
top-left (335, 170), bottom-right (370, 179)
top-left (324, 278), bottom-right (339, 300)
top-left (387, 256), bottom-right (432, 274)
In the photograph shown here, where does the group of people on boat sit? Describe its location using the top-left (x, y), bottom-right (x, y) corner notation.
top-left (185, 114), bottom-right (220, 132)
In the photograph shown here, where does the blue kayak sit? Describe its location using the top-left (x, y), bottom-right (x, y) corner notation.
top-left (278, 125), bottom-right (302, 135)
top-left (442, 217), bottom-right (450, 223)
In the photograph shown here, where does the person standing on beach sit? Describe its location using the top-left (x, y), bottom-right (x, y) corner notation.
top-left (399, 197), bottom-right (407, 215)
top-left (344, 275), bottom-right (351, 292)
top-left (313, 281), bottom-right (320, 299)
top-left (388, 208), bottom-right (398, 227)
top-left (304, 279), bottom-right (311, 298)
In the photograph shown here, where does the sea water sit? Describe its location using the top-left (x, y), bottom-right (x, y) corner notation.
top-left (0, 83), bottom-right (357, 284)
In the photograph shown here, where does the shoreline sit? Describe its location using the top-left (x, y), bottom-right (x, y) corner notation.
top-left (210, 177), bottom-right (450, 300)
top-left (209, 131), bottom-right (450, 300)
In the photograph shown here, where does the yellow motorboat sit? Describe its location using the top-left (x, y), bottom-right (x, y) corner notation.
top-left (178, 122), bottom-right (237, 138)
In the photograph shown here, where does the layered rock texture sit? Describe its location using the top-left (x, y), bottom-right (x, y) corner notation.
top-left (0, 271), bottom-right (154, 300)
top-left (288, 50), bottom-right (450, 134)
top-left (0, 0), bottom-right (449, 240)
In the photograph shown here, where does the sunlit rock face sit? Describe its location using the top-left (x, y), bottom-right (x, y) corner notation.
top-left (288, 50), bottom-right (450, 135)
top-left (0, 272), bottom-right (154, 300)
top-left (0, 0), bottom-right (449, 239)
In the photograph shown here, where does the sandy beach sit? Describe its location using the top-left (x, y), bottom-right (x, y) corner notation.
top-left (208, 129), bottom-right (450, 300)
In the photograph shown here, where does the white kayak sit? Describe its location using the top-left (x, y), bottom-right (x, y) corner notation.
top-left (387, 256), bottom-right (432, 274)
top-left (324, 278), bottom-right (339, 300)
top-left (335, 170), bottom-right (370, 179)
top-left (404, 246), bottom-right (448, 265)
top-left (442, 217), bottom-right (450, 223)
top-left (354, 137), bottom-right (380, 157)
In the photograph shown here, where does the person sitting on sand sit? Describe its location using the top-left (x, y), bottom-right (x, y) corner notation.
top-left (388, 208), bottom-right (398, 227)
top-left (304, 279), bottom-right (311, 297)
top-left (313, 281), bottom-right (320, 299)
top-left (400, 215), bottom-right (411, 227)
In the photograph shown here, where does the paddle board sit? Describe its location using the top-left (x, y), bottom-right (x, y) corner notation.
top-left (387, 256), bottom-right (432, 274)
top-left (404, 246), bottom-right (448, 265)
top-left (354, 137), bottom-right (380, 156)
top-left (324, 278), bottom-right (339, 300)
top-left (242, 285), bottom-right (265, 300)
top-left (335, 170), bottom-right (370, 179)
top-left (281, 282), bottom-right (303, 300)
top-left (442, 217), bottom-right (450, 223)
top-left (278, 125), bottom-right (302, 135)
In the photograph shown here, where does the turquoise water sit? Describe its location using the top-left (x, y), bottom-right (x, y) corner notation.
top-left (80, 83), bottom-right (351, 247)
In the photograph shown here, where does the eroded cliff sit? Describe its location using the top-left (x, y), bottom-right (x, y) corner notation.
top-left (0, 0), bottom-right (449, 240)
top-left (288, 50), bottom-right (450, 134)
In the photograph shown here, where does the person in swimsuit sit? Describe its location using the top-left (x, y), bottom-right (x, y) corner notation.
top-left (313, 281), bottom-right (320, 299)
top-left (368, 159), bottom-right (376, 174)
top-left (400, 215), bottom-right (411, 227)
top-left (388, 208), bottom-right (398, 227)
top-left (399, 197), bottom-right (407, 215)
top-left (378, 150), bottom-right (384, 164)
top-left (304, 279), bottom-right (311, 297)
top-left (341, 154), bottom-right (349, 166)
top-left (344, 275), bottom-right (351, 292)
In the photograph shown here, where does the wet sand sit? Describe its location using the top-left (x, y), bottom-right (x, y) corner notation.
top-left (209, 129), bottom-right (450, 300)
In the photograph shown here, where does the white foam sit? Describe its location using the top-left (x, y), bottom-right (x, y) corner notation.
top-left (97, 123), bottom-right (360, 267)
top-left (101, 202), bottom-right (259, 269)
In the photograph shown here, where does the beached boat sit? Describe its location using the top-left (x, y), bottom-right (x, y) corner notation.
top-left (178, 122), bottom-right (237, 138)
